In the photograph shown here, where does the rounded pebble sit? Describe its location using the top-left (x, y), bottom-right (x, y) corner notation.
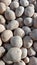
top-left (23, 36), bottom-right (33, 48)
top-left (15, 6), bottom-right (24, 17)
top-left (24, 57), bottom-right (29, 63)
top-left (0, 60), bottom-right (5, 65)
top-left (0, 38), bottom-right (2, 46)
top-left (14, 28), bottom-right (25, 38)
top-left (1, 30), bottom-right (13, 42)
top-left (10, 36), bottom-right (23, 48)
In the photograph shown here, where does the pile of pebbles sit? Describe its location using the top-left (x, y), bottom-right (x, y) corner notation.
top-left (0, 0), bottom-right (37, 65)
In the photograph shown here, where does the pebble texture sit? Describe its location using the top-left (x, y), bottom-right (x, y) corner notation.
top-left (0, 0), bottom-right (37, 65)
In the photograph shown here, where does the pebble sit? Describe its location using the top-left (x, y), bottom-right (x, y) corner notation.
top-left (15, 6), bottom-right (24, 17)
top-left (33, 42), bottom-right (37, 52)
top-left (28, 57), bottom-right (37, 65)
top-left (3, 47), bottom-right (22, 63)
top-left (17, 17), bottom-right (23, 27)
top-left (0, 60), bottom-right (5, 65)
top-left (13, 60), bottom-right (26, 65)
top-left (24, 57), bottom-right (29, 63)
top-left (7, 20), bottom-right (19, 30)
top-left (0, 2), bottom-right (6, 14)
top-left (5, 9), bottom-right (16, 20)
top-left (0, 0), bottom-right (12, 6)
top-left (28, 47), bottom-right (36, 56)
top-left (24, 17), bottom-right (33, 26)
top-left (14, 28), bottom-right (25, 38)
top-left (29, 29), bottom-right (37, 40)
top-left (0, 24), bottom-right (5, 33)
top-left (22, 26), bottom-right (31, 35)
top-left (20, 0), bottom-right (29, 7)
top-left (0, 47), bottom-right (5, 57)
top-left (23, 36), bottom-right (33, 48)
top-left (21, 48), bottom-right (27, 59)
top-left (25, 4), bottom-right (34, 17)
top-left (10, 36), bottom-right (23, 48)
top-left (1, 30), bottom-right (13, 42)
top-left (0, 38), bottom-right (2, 46)
top-left (0, 15), bottom-right (6, 25)
top-left (10, 1), bottom-right (19, 10)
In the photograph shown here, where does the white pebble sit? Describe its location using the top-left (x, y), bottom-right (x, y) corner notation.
top-left (24, 57), bottom-right (29, 63)
top-left (0, 60), bottom-right (5, 65)
top-left (0, 38), bottom-right (2, 46)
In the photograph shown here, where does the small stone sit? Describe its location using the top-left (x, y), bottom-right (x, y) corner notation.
top-left (10, 1), bottom-right (19, 10)
top-left (0, 60), bottom-right (5, 65)
top-left (7, 20), bottom-right (19, 30)
top-left (3, 47), bottom-right (22, 63)
top-left (20, 0), bottom-right (29, 7)
top-left (28, 57), bottom-right (37, 65)
top-left (10, 36), bottom-right (23, 48)
top-left (15, 6), bottom-right (24, 17)
top-left (33, 42), bottom-right (37, 52)
top-left (0, 47), bottom-right (5, 57)
top-left (13, 60), bottom-right (26, 65)
top-left (21, 48), bottom-right (27, 59)
top-left (24, 17), bottom-right (33, 26)
top-left (5, 9), bottom-right (16, 20)
top-left (28, 47), bottom-right (36, 56)
top-left (1, 30), bottom-right (13, 42)
top-left (25, 4), bottom-right (34, 17)
top-left (0, 15), bottom-right (6, 25)
top-left (29, 29), bottom-right (37, 40)
top-left (0, 0), bottom-right (12, 6)
top-left (0, 38), bottom-right (2, 46)
top-left (24, 57), bottom-right (29, 63)
top-left (22, 26), bottom-right (31, 35)
top-left (14, 28), bottom-right (25, 38)
top-left (0, 2), bottom-right (6, 14)
top-left (23, 36), bottom-right (33, 48)
top-left (0, 24), bottom-right (5, 33)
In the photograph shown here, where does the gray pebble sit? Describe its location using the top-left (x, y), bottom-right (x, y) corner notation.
top-left (0, 60), bottom-right (5, 65)
top-left (15, 6), bottom-right (24, 17)
top-left (10, 36), bottom-right (23, 48)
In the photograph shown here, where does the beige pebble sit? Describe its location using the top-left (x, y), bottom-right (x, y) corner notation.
top-left (3, 47), bottom-right (22, 63)
top-left (14, 28), bottom-right (25, 38)
top-left (21, 48), bottom-right (27, 59)
top-left (0, 60), bottom-right (5, 65)
top-left (29, 29), bottom-right (37, 40)
top-left (28, 47), bottom-right (36, 56)
top-left (17, 17), bottom-right (23, 27)
top-left (0, 2), bottom-right (6, 14)
top-left (5, 9), bottom-right (16, 20)
top-left (0, 0), bottom-right (11, 6)
top-left (0, 47), bottom-right (5, 57)
top-left (0, 38), bottom-right (2, 46)
top-left (10, 36), bottom-right (23, 48)
top-left (10, 1), bottom-right (19, 10)
top-left (0, 24), bottom-right (5, 33)
top-left (28, 57), bottom-right (37, 65)
top-left (15, 6), bottom-right (24, 17)
top-left (7, 20), bottom-right (19, 30)
top-left (24, 57), bottom-right (29, 63)
top-left (20, 0), bottom-right (29, 7)
top-left (0, 15), bottom-right (6, 25)
top-left (1, 30), bottom-right (13, 42)
top-left (23, 36), bottom-right (33, 48)
top-left (25, 4), bottom-right (34, 17)
top-left (13, 60), bottom-right (26, 65)
top-left (33, 42), bottom-right (37, 52)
